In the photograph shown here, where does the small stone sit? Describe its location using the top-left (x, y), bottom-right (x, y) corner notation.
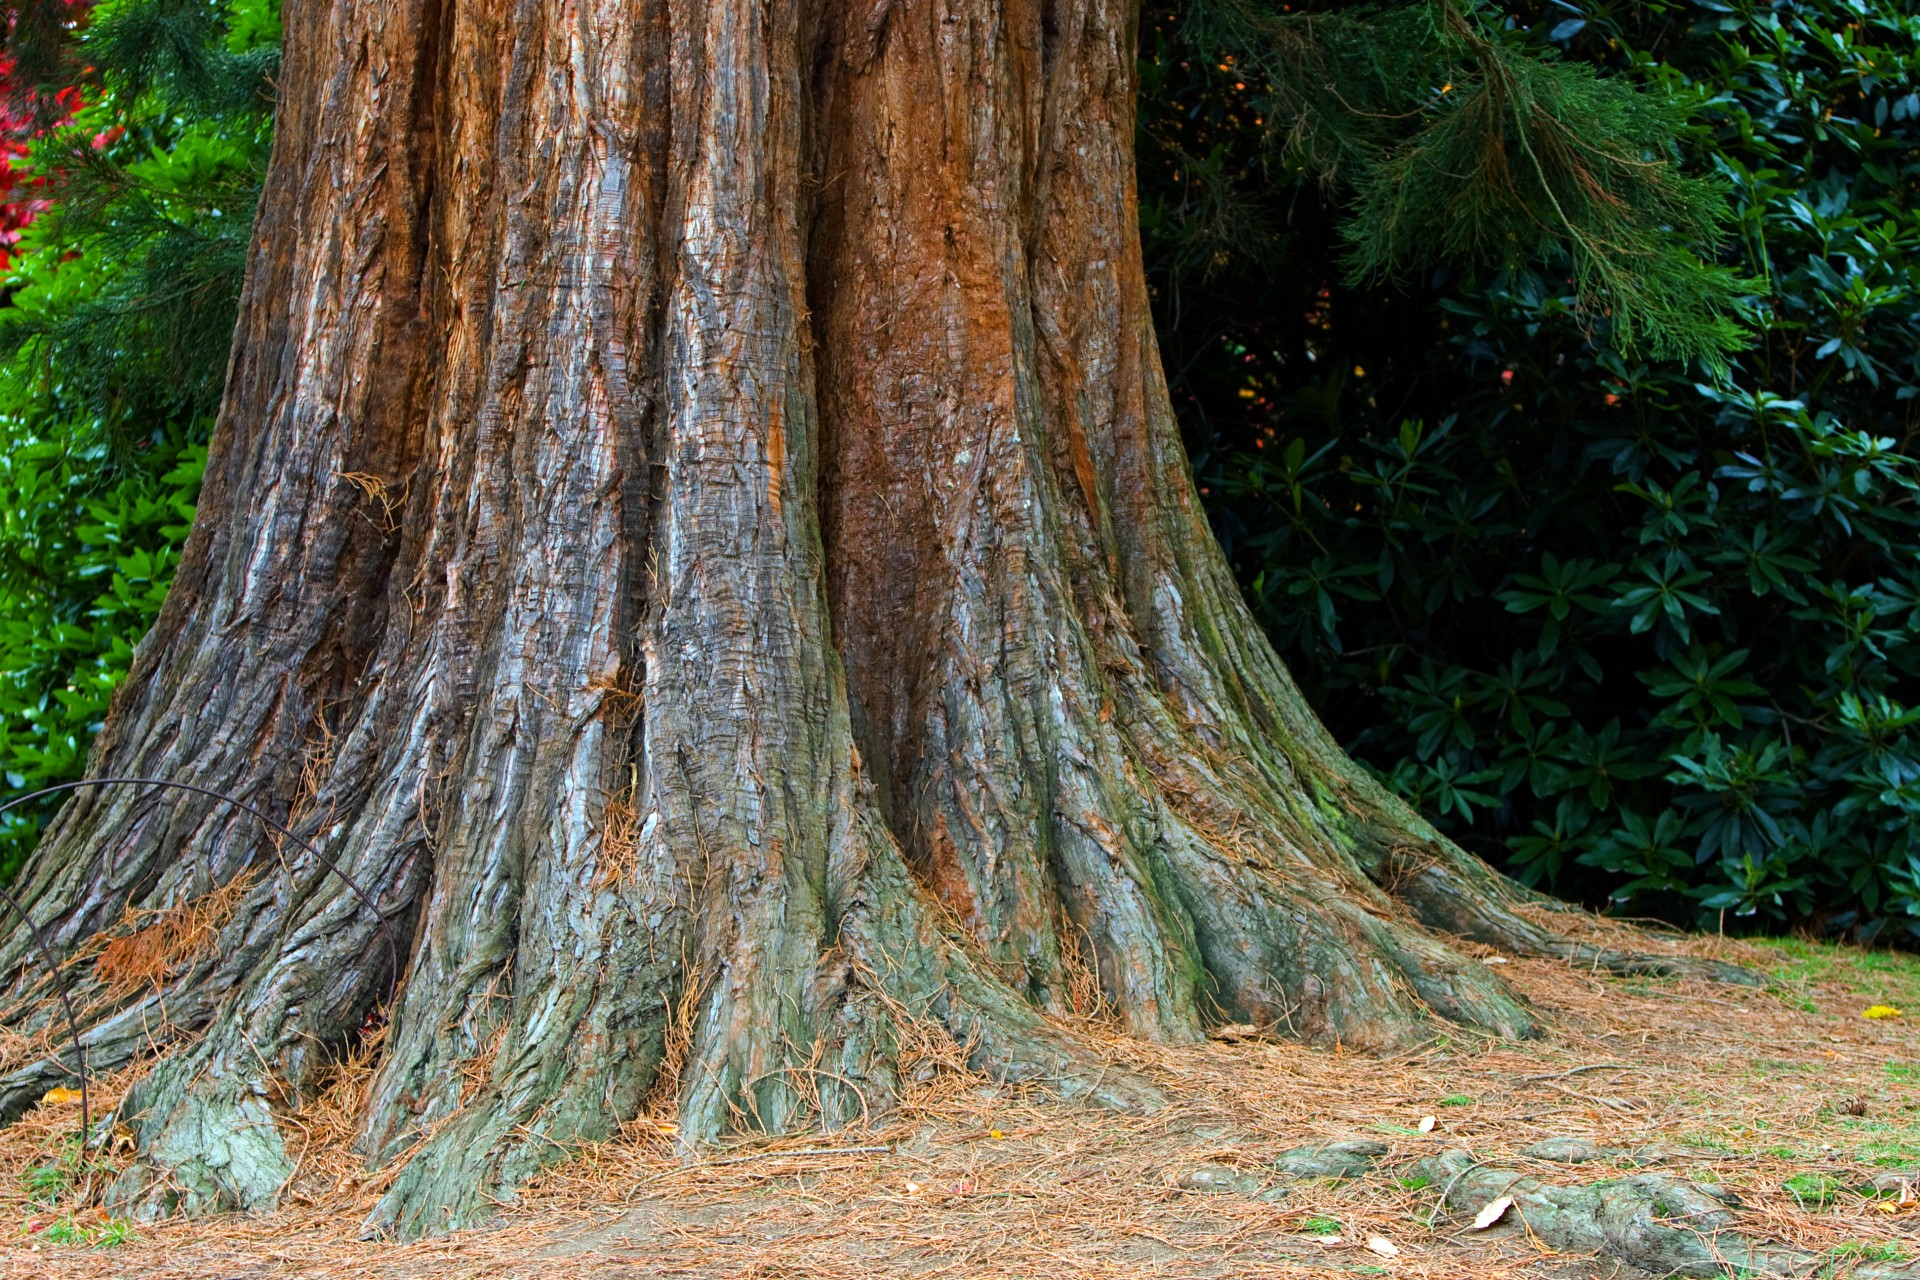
top-left (1172, 1165), bottom-right (1265, 1194)
top-left (1865, 1170), bottom-right (1920, 1196)
top-left (1273, 1139), bottom-right (1390, 1179)
top-left (1625, 1142), bottom-right (1715, 1166)
top-left (1522, 1137), bottom-right (1617, 1163)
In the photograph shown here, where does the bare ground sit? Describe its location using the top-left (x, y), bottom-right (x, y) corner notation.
top-left (3, 919), bottom-right (1917, 1279)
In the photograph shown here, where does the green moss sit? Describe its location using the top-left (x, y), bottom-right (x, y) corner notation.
top-left (1783, 1172), bottom-right (1845, 1208)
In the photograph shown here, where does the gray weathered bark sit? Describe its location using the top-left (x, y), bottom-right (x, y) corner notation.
top-left (0, 0), bottom-right (1746, 1238)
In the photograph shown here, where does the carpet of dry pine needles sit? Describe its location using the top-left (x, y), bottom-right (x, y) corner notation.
top-left (2, 910), bottom-right (1916, 1279)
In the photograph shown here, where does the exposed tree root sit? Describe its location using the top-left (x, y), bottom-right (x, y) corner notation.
top-left (1252, 1139), bottom-right (1914, 1279)
top-left (1408, 1147), bottom-right (1917, 1279)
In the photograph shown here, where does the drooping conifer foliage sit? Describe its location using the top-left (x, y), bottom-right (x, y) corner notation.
top-left (1156, 0), bottom-right (1750, 366)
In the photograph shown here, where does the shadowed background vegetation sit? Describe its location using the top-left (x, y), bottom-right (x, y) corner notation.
top-left (1146, 0), bottom-right (1920, 941)
top-left (0, 0), bottom-right (1914, 945)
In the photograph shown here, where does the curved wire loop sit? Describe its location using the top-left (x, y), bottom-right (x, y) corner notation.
top-left (0, 777), bottom-right (402, 1147)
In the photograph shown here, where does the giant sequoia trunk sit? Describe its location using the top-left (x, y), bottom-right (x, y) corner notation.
top-left (0, 0), bottom-right (1741, 1238)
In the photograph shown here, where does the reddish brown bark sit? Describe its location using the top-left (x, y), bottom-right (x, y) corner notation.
top-left (0, 0), bottom-right (1747, 1237)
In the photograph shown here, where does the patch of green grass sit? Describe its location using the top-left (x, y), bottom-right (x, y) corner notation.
top-left (1864, 1141), bottom-right (1920, 1167)
top-left (16, 1137), bottom-right (126, 1247)
top-left (1886, 1062), bottom-right (1917, 1084)
top-left (1396, 1175), bottom-right (1431, 1191)
top-left (36, 1215), bottom-right (134, 1248)
top-left (1784, 1172), bottom-right (1846, 1208)
top-left (1747, 938), bottom-right (1920, 1014)
top-left (1298, 1216), bottom-right (1343, 1235)
top-left (1837, 1118), bottom-right (1920, 1168)
top-left (22, 1161), bottom-right (71, 1205)
top-left (1438, 1094), bottom-right (1474, 1107)
top-left (1830, 1241), bottom-right (1909, 1263)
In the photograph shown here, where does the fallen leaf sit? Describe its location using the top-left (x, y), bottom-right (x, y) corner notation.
top-left (1863, 1005), bottom-right (1903, 1020)
top-left (1311, 1234), bottom-right (1342, 1244)
top-left (1417, 1115), bottom-right (1436, 1133)
top-left (1471, 1194), bottom-right (1514, 1229)
top-left (989, 1129), bottom-right (1005, 1140)
top-left (1365, 1235), bottom-right (1401, 1257)
top-left (1484, 956), bottom-right (1510, 964)
top-left (904, 1180), bottom-right (921, 1195)
top-left (39, 1087), bottom-right (82, 1106)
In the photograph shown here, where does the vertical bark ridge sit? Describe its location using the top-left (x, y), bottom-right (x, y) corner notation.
top-left (812, 0), bottom-right (1210, 1043)
top-left (810, 0), bottom-right (1540, 1046)
top-left (351, 0), bottom-right (677, 1229)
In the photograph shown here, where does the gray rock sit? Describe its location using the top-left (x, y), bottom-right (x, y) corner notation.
top-left (1522, 1137), bottom-right (1619, 1164)
top-left (1625, 1142), bottom-right (1717, 1166)
top-left (1172, 1165), bottom-right (1266, 1194)
top-left (1273, 1139), bottom-right (1390, 1179)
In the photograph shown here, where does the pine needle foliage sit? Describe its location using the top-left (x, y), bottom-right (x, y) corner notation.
top-left (1156, 0), bottom-right (1752, 368)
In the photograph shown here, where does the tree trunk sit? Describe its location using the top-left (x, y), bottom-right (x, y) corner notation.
top-left (0, 0), bottom-right (1744, 1238)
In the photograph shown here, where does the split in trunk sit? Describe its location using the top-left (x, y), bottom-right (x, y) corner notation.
top-left (0, 0), bottom-right (1749, 1238)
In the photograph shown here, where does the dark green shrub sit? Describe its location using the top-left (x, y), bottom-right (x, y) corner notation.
top-left (1149, 0), bottom-right (1920, 938)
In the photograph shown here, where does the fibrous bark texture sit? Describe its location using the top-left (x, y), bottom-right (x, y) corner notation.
top-left (0, 0), bottom-right (1748, 1238)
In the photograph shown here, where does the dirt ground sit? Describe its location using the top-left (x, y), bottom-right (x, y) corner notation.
top-left (2, 920), bottom-right (1916, 1279)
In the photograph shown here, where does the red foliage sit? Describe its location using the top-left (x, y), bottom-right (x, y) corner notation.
top-left (0, 60), bottom-right (88, 272)
top-left (1, 0), bottom-right (94, 272)
top-left (0, 63), bottom-right (45, 271)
